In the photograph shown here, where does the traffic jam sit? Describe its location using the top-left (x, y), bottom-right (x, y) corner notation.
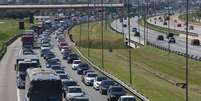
top-left (14, 11), bottom-right (136, 101)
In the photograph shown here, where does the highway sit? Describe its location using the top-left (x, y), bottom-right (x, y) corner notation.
top-left (147, 14), bottom-right (201, 38)
top-left (0, 4), bottom-right (124, 9)
top-left (111, 17), bottom-right (201, 58)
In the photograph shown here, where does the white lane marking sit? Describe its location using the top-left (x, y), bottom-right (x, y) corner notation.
top-left (18, 48), bottom-right (22, 55)
top-left (17, 88), bottom-right (21, 101)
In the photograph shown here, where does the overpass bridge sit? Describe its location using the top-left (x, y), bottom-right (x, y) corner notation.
top-left (0, 4), bottom-right (124, 9)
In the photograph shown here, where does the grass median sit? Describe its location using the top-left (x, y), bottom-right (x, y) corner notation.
top-left (0, 19), bottom-right (32, 58)
top-left (69, 21), bottom-right (201, 101)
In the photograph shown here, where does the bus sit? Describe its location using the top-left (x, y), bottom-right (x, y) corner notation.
top-left (15, 55), bottom-right (40, 89)
top-left (25, 68), bottom-right (63, 101)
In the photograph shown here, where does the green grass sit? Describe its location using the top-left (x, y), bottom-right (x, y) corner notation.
top-left (0, 19), bottom-right (33, 58)
top-left (69, 21), bottom-right (201, 101)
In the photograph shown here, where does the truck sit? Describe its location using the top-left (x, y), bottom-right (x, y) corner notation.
top-left (25, 68), bottom-right (63, 101)
top-left (15, 55), bottom-right (40, 89)
top-left (21, 30), bottom-right (35, 49)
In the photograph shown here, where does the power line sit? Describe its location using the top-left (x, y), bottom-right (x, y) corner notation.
top-left (185, 0), bottom-right (189, 100)
top-left (101, 0), bottom-right (104, 68)
top-left (127, 0), bottom-right (132, 85)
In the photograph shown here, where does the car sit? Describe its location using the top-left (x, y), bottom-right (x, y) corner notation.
top-left (93, 76), bottom-right (107, 90)
top-left (62, 80), bottom-right (78, 91)
top-left (134, 32), bottom-right (140, 37)
top-left (77, 63), bottom-right (90, 75)
top-left (63, 51), bottom-right (70, 60)
top-left (65, 86), bottom-right (85, 100)
top-left (157, 35), bottom-right (164, 41)
top-left (59, 74), bottom-right (69, 81)
top-left (168, 37), bottom-right (176, 43)
top-left (83, 72), bottom-right (98, 86)
top-left (191, 39), bottom-right (200, 46)
top-left (46, 58), bottom-right (61, 68)
top-left (123, 24), bottom-right (127, 27)
top-left (69, 96), bottom-right (89, 101)
top-left (67, 53), bottom-right (79, 64)
top-left (55, 69), bottom-right (66, 74)
top-left (72, 60), bottom-right (82, 70)
top-left (81, 70), bottom-right (95, 82)
top-left (58, 42), bottom-right (68, 50)
top-left (40, 49), bottom-right (51, 57)
top-left (167, 33), bottom-right (174, 39)
top-left (99, 80), bottom-right (115, 95)
top-left (118, 96), bottom-right (136, 101)
top-left (132, 28), bottom-right (137, 32)
top-left (177, 23), bottom-right (182, 27)
top-left (50, 65), bottom-right (63, 70)
top-left (107, 86), bottom-right (126, 101)
top-left (46, 58), bottom-right (61, 64)
top-left (44, 53), bottom-right (56, 60)
top-left (61, 46), bottom-right (71, 54)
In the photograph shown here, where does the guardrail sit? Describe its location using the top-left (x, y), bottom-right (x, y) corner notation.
top-left (65, 20), bottom-right (150, 101)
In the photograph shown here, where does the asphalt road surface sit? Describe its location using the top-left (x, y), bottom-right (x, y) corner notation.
top-left (0, 38), bottom-right (20, 101)
top-left (111, 17), bottom-right (201, 57)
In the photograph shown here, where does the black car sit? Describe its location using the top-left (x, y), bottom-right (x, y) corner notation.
top-left (50, 65), bottom-right (62, 70)
top-left (44, 53), bottom-right (56, 60)
top-left (67, 53), bottom-right (79, 64)
top-left (46, 58), bottom-right (61, 68)
top-left (157, 35), bottom-right (164, 41)
top-left (167, 33), bottom-right (174, 39)
top-left (169, 37), bottom-right (176, 43)
top-left (77, 63), bottom-right (90, 75)
top-left (40, 49), bottom-right (51, 57)
top-left (107, 86), bottom-right (126, 101)
top-left (63, 51), bottom-right (70, 60)
top-left (99, 80), bottom-right (115, 95)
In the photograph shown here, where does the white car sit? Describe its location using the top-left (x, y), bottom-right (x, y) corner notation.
top-left (118, 95), bottom-right (136, 101)
top-left (93, 76), bottom-right (107, 90)
top-left (41, 43), bottom-right (51, 50)
top-left (72, 60), bottom-right (82, 70)
top-left (84, 72), bottom-right (98, 86)
top-left (66, 86), bottom-right (85, 100)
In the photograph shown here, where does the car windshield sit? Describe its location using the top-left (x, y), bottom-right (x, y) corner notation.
top-left (97, 77), bottom-right (107, 81)
top-left (122, 98), bottom-right (135, 101)
top-left (74, 61), bottom-right (81, 64)
top-left (70, 54), bottom-right (78, 58)
top-left (103, 81), bottom-right (114, 85)
top-left (87, 74), bottom-right (97, 77)
top-left (69, 88), bottom-right (82, 93)
top-left (79, 64), bottom-right (88, 68)
top-left (56, 71), bottom-right (65, 74)
top-left (63, 81), bottom-right (77, 87)
top-left (59, 75), bottom-right (68, 79)
top-left (111, 87), bottom-right (124, 92)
